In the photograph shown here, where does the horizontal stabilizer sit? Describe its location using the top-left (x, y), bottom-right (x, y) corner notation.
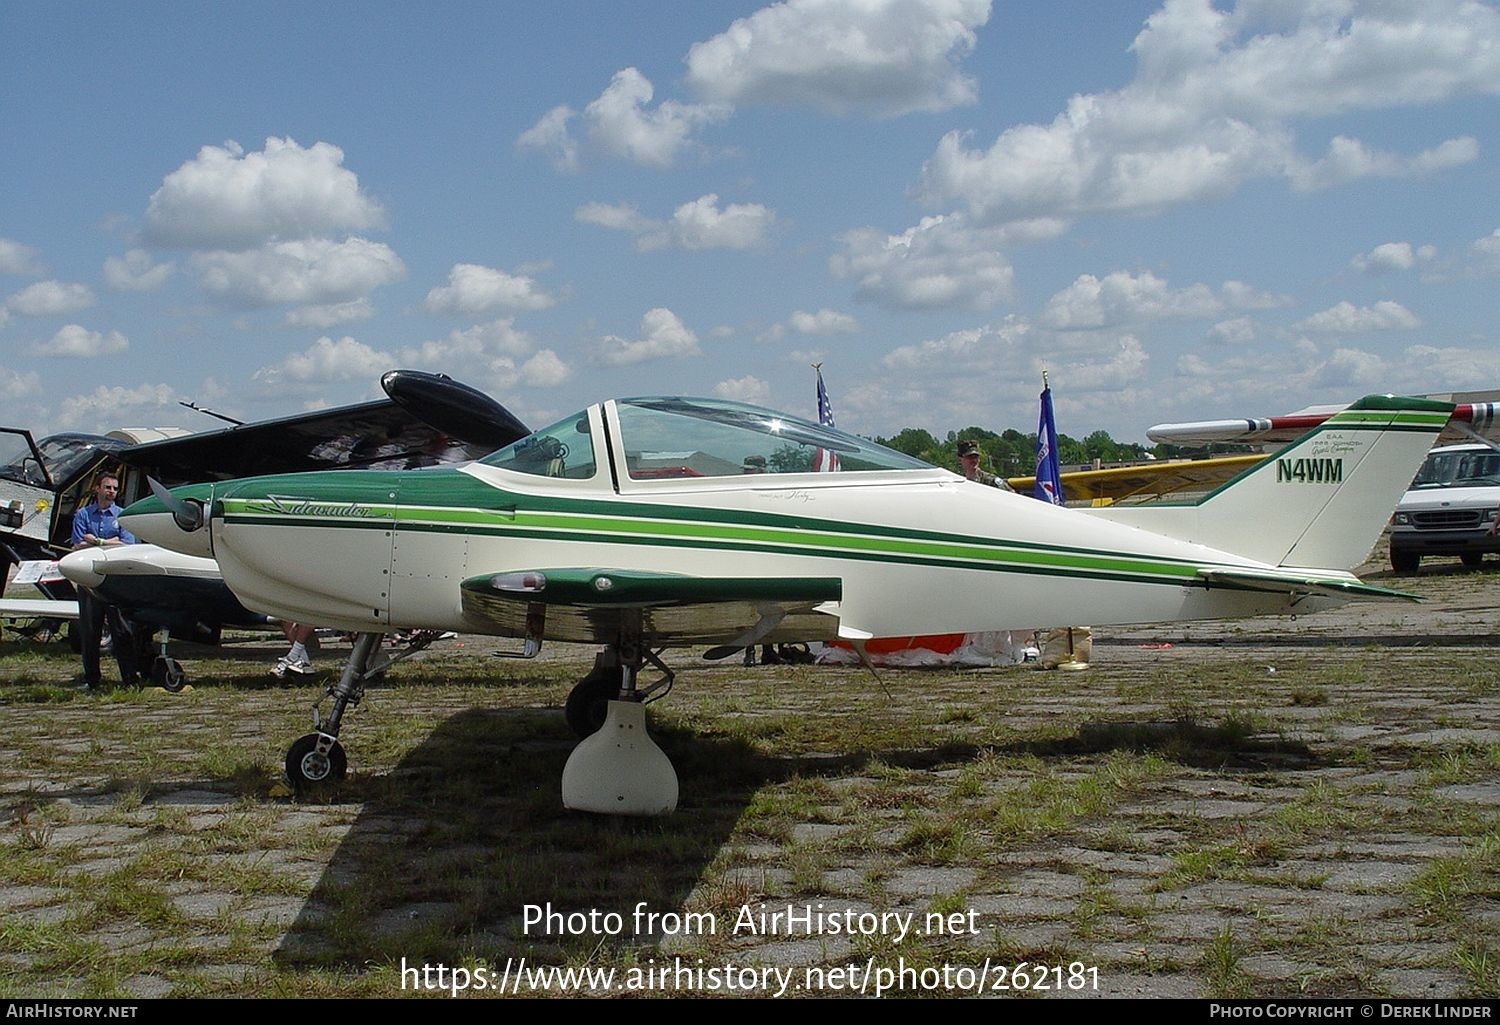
top-left (1197, 568), bottom-right (1416, 603)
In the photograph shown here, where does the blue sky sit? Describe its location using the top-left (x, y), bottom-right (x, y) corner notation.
top-left (3, 0), bottom-right (1498, 445)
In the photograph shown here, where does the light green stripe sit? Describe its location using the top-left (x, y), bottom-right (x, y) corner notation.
top-left (226, 497), bottom-right (1203, 582)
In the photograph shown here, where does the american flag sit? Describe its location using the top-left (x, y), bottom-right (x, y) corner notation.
top-left (812, 365), bottom-right (840, 472)
top-left (1034, 383), bottom-right (1064, 505)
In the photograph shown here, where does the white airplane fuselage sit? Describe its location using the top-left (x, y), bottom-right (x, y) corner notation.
top-left (124, 393), bottom-right (1445, 644)
top-left (126, 463), bottom-right (1332, 640)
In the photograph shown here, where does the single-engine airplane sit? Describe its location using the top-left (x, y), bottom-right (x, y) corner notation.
top-left (124, 391), bottom-right (1451, 814)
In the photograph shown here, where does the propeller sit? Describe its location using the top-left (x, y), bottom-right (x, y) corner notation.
top-left (148, 477), bottom-right (205, 532)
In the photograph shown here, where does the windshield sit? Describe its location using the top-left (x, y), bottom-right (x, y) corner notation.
top-left (479, 411), bottom-right (596, 479)
top-left (1411, 448), bottom-right (1500, 489)
top-left (613, 397), bottom-right (931, 480)
top-left (0, 430), bottom-right (117, 487)
top-left (0, 430), bottom-right (47, 486)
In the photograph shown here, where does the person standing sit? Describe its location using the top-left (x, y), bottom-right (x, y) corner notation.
top-left (273, 622), bottom-right (318, 678)
top-left (70, 471), bottom-right (141, 689)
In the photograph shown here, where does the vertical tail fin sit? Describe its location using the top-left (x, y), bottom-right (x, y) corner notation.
top-left (1095, 395), bottom-right (1451, 569)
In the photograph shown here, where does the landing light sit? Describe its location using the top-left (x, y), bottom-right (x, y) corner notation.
top-left (493, 571), bottom-right (547, 593)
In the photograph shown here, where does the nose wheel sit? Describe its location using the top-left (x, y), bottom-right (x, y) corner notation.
top-left (151, 655), bottom-right (187, 692)
top-left (285, 733), bottom-right (347, 786)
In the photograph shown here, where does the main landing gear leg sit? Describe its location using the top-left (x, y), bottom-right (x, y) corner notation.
top-left (562, 631), bottom-right (679, 815)
top-left (285, 630), bottom-right (382, 788)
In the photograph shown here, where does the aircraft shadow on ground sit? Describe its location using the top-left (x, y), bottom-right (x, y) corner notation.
top-left (274, 707), bottom-right (770, 968)
top-left (272, 704), bottom-right (1307, 968)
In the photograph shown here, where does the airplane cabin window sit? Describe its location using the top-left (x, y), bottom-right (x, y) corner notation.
top-left (614, 397), bottom-right (931, 480)
top-left (479, 413), bottom-right (596, 479)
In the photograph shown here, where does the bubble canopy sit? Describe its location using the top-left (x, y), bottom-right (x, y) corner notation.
top-left (479, 397), bottom-right (932, 480)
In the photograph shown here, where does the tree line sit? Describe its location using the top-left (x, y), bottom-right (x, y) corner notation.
top-left (873, 426), bottom-right (1245, 477)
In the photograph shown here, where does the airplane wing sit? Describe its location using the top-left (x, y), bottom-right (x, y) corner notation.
top-left (1197, 568), bottom-right (1416, 602)
top-left (1148, 399), bottom-right (1500, 447)
top-left (120, 399), bottom-right (507, 483)
top-left (1007, 454), bottom-right (1266, 504)
top-left (0, 598), bottom-right (79, 620)
top-left (460, 568), bottom-right (842, 646)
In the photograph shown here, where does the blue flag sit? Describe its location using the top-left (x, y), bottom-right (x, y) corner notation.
top-left (1034, 386), bottom-right (1064, 505)
top-left (812, 366), bottom-right (839, 472)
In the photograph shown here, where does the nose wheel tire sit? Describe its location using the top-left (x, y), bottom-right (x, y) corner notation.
top-left (151, 656), bottom-right (187, 692)
top-left (285, 733), bottom-right (347, 787)
top-left (565, 670), bottom-right (618, 739)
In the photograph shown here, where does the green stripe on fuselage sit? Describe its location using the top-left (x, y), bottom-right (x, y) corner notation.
top-left (218, 471), bottom-right (1209, 589)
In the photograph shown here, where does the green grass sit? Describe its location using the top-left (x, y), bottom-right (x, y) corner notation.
top-left (2, 595), bottom-right (1499, 997)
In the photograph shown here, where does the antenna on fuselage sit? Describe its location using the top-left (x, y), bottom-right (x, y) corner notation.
top-left (178, 401), bottom-right (243, 427)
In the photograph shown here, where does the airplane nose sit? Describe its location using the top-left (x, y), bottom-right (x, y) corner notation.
top-left (121, 482), bottom-right (215, 559)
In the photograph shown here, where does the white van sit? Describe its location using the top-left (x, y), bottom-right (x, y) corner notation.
top-left (1388, 443), bottom-right (1500, 571)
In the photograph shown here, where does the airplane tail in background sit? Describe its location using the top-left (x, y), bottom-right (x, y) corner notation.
top-left (1093, 395), bottom-right (1452, 570)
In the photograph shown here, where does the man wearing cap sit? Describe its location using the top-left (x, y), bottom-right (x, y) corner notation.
top-left (957, 440), bottom-right (1015, 492)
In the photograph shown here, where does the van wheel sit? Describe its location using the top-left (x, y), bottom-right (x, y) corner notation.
top-left (1461, 552), bottom-right (1483, 567)
top-left (1390, 546), bottom-right (1420, 573)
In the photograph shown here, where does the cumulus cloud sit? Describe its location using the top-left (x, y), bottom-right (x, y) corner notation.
top-left (285, 299), bottom-right (376, 328)
top-left (788, 309), bottom-right (859, 334)
top-left (650, 194), bottom-right (773, 250)
top-left (1470, 228), bottom-right (1500, 274)
top-left (0, 238), bottom-right (43, 276)
top-left (575, 201), bottom-right (654, 234)
top-left (144, 138), bottom-right (387, 250)
top-left (915, 0), bottom-right (1496, 224)
top-left (856, 317), bottom-right (1154, 433)
top-left (1220, 279), bottom-right (1292, 310)
top-left (1351, 241), bottom-right (1437, 274)
top-left (831, 214), bottom-right (1022, 311)
top-left (1289, 135), bottom-right (1478, 191)
top-left (1311, 346), bottom-right (1389, 389)
top-left (599, 307), bottom-right (701, 365)
top-left (405, 324), bottom-right (570, 393)
top-left (714, 374), bottom-right (772, 405)
top-left (516, 105), bottom-right (581, 172)
top-left (35, 324), bottom-right (129, 358)
top-left (192, 237), bottom-right (404, 308)
top-left (519, 349), bottom-right (572, 388)
top-left (1295, 300), bottom-right (1421, 333)
top-left (253, 335), bottom-right (392, 387)
top-left (1038, 270), bottom-right (1222, 330)
top-left (880, 317), bottom-right (1030, 370)
top-left (5, 280), bottom-right (96, 317)
top-left (103, 249), bottom-right (174, 292)
top-left (424, 263), bottom-right (556, 315)
top-left (580, 194), bottom-right (774, 251)
top-left (684, 0), bottom-right (990, 116)
top-left (583, 68), bottom-right (729, 169)
top-left (0, 367), bottom-right (40, 400)
top-left (250, 319), bottom-right (572, 397)
top-left (1207, 316), bottom-right (1255, 345)
top-left (400, 318), bottom-right (534, 365)
top-left (57, 383), bottom-right (181, 432)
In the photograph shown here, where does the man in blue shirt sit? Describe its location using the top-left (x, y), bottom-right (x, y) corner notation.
top-left (70, 471), bottom-right (141, 689)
